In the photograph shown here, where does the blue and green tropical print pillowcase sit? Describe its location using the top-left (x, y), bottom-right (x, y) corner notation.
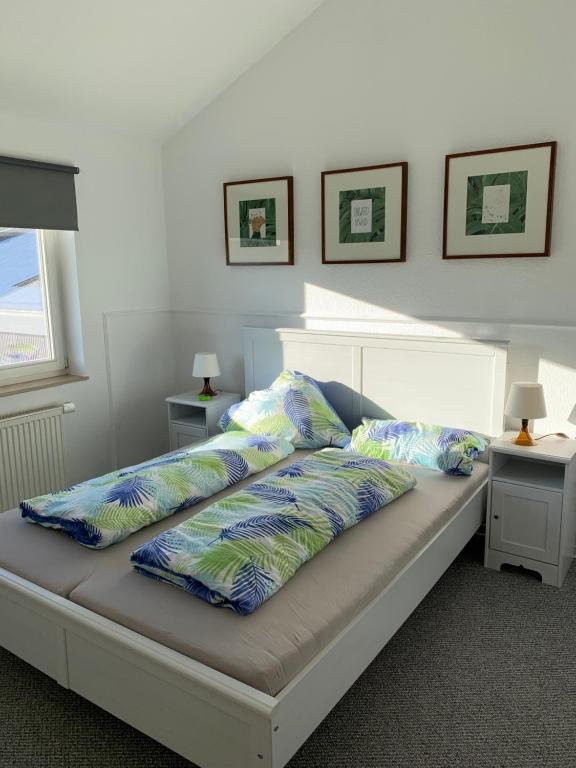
top-left (348, 419), bottom-right (487, 476)
top-left (20, 431), bottom-right (294, 548)
top-left (218, 370), bottom-right (351, 449)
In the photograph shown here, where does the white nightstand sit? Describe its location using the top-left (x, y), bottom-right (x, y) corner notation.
top-left (485, 432), bottom-right (576, 587)
top-left (166, 391), bottom-right (241, 450)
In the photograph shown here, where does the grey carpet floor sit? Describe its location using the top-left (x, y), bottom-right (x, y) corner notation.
top-left (1, 537), bottom-right (576, 768)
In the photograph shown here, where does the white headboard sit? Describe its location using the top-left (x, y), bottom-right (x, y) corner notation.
top-left (243, 328), bottom-right (509, 436)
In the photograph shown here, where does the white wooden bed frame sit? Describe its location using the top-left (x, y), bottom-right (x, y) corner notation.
top-left (0, 329), bottom-right (508, 768)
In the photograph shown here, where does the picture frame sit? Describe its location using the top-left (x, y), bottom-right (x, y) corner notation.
top-left (321, 162), bottom-right (408, 264)
top-left (443, 141), bottom-right (557, 259)
top-left (224, 175), bottom-right (294, 266)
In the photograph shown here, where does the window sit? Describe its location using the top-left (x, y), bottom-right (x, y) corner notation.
top-left (0, 153), bottom-right (82, 390)
top-left (0, 228), bottom-right (66, 385)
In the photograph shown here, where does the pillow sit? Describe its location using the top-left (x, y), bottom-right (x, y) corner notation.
top-left (219, 370), bottom-right (351, 449)
top-left (348, 419), bottom-right (487, 475)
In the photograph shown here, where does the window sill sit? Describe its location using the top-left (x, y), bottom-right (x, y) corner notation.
top-left (0, 373), bottom-right (89, 398)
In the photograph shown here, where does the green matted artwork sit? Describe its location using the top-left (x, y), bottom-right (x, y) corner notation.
top-left (239, 197), bottom-right (277, 247)
top-left (465, 171), bottom-right (527, 236)
top-left (443, 141), bottom-right (556, 259)
top-left (322, 162), bottom-right (407, 264)
top-left (338, 187), bottom-right (385, 244)
top-left (224, 176), bottom-right (293, 266)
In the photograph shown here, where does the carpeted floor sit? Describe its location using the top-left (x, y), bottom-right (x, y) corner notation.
top-left (1, 537), bottom-right (575, 768)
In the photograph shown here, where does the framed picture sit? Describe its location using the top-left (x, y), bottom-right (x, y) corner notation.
top-left (321, 162), bottom-right (407, 264)
top-left (443, 141), bottom-right (557, 259)
top-left (224, 175), bottom-right (293, 266)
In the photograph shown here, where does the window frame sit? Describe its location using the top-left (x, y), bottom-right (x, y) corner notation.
top-left (0, 229), bottom-right (68, 386)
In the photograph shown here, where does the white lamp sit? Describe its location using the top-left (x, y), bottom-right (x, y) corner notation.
top-left (505, 382), bottom-right (547, 446)
top-left (192, 353), bottom-right (221, 399)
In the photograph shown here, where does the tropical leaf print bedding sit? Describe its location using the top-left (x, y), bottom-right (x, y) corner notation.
top-left (130, 448), bottom-right (416, 615)
top-left (219, 370), bottom-right (351, 449)
top-left (20, 432), bottom-right (294, 548)
top-left (348, 419), bottom-right (486, 476)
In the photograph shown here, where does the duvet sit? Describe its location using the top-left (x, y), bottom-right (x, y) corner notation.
top-left (21, 432), bottom-right (294, 548)
top-left (131, 448), bottom-right (416, 614)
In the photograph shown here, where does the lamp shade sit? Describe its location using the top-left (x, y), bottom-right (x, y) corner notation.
top-left (505, 382), bottom-right (547, 419)
top-left (192, 353), bottom-right (220, 378)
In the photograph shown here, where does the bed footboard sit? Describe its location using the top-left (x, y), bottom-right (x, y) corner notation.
top-left (0, 567), bottom-right (277, 768)
top-left (0, 577), bottom-right (69, 686)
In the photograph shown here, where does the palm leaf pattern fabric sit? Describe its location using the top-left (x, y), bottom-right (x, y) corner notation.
top-left (20, 432), bottom-right (294, 548)
top-left (218, 370), bottom-right (351, 449)
top-left (348, 419), bottom-right (486, 476)
top-left (131, 448), bottom-right (416, 615)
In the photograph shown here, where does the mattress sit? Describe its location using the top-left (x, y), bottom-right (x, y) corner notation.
top-left (0, 452), bottom-right (488, 696)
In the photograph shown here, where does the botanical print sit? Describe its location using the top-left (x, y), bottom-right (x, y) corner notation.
top-left (219, 369), bottom-right (351, 449)
top-left (338, 186), bottom-right (385, 243)
top-left (239, 197), bottom-right (277, 247)
top-left (466, 170), bottom-right (528, 235)
top-left (131, 448), bottom-right (416, 615)
top-left (349, 419), bottom-right (486, 476)
top-left (20, 432), bottom-right (294, 548)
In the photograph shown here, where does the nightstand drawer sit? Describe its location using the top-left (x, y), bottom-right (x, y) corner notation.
top-left (170, 423), bottom-right (207, 450)
top-left (489, 480), bottom-right (562, 565)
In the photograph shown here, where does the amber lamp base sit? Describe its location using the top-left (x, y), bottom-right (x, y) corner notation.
top-left (199, 377), bottom-right (217, 398)
top-left (514, 419), bottom-right (535, 446)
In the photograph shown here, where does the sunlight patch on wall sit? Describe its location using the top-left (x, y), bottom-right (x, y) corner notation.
top-left (537, 359), bottom-right (576, 438)
top-left (302, 282), bottom-right (466, 337)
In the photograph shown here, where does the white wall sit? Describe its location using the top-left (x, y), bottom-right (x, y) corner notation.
top-left (0, 110), bottom-right (173, 484)
top-left (3, 0), bottom-right (573, 484)
top-left (163, 0), bottom-right (576, 436)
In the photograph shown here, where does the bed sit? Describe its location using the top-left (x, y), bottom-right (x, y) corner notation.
top-left (0, 328), bottom-right (508, 768)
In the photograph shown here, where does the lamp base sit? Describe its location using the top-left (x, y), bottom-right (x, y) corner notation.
top-left (514, 419), bottom-right (535, 446)
top-left (198, 377), bottom-right (218, 398)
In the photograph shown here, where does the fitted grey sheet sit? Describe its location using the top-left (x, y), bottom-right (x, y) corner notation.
top-left (0, 453), bottom-right (488, 696)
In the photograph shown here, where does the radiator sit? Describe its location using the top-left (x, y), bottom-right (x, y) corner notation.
top-left (0, 406), bottom-right (66, 512)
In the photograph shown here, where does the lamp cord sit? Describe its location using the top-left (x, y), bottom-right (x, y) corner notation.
top-left (534, 432), bottom-right (569, 440)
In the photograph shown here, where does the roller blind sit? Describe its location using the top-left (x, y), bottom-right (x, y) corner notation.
top-left (0, 155), bottom-right (79, 231)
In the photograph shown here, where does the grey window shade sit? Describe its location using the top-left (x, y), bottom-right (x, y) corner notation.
top-left (0, 155), bottom-right (79, 231)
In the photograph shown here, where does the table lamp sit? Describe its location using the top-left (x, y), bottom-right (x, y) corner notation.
top-left (568, 403), bottom-right (576, 430)
top-left (192, 353), bottom-right (220, 399)
top-left (505, 382), bottom-right (547, 446)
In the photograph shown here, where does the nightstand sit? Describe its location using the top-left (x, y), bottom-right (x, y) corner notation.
top-left (485, 432), bottom-right (576, 587)
top-left (166, 391), bottom-right (241, 450)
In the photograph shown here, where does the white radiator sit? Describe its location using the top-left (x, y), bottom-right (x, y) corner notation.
top-left (0, 406), bottom-right (66, 512)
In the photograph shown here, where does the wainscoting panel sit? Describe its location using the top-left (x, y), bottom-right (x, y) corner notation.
top-left (103, 310), bottom-right (175, 469)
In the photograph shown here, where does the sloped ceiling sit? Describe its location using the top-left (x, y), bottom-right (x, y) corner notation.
top-left (0, 0), bottom-right (325, 140)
